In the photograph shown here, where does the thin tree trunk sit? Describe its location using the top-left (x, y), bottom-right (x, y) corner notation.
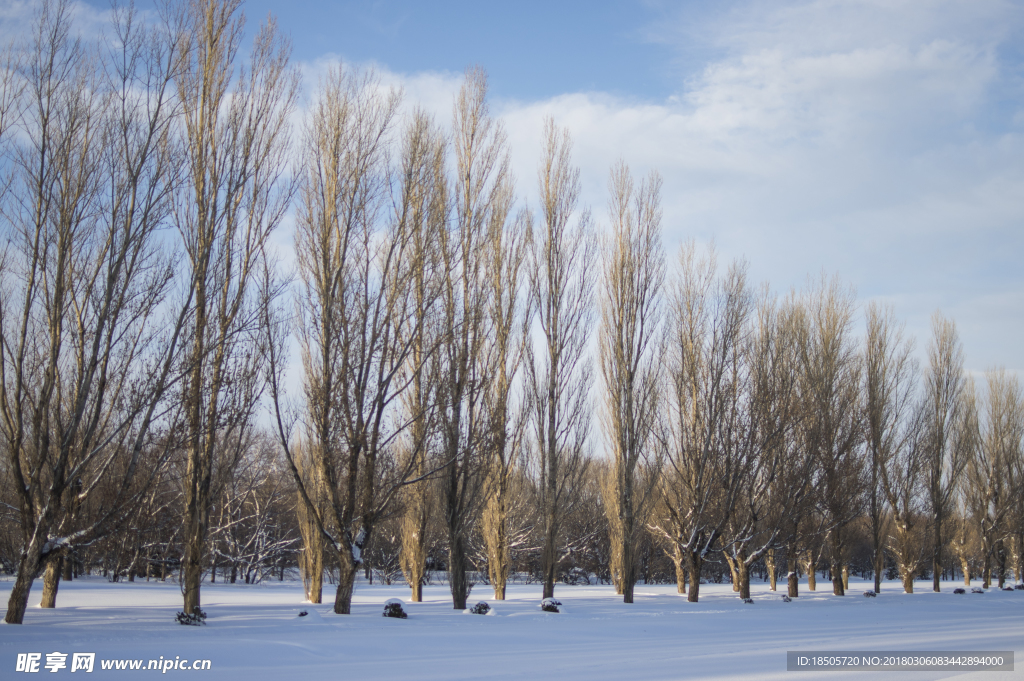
top-left (672, 546), bottom-right (687, 595)
top-left (766, 549), bottom-right (777, 591)
top-left (541, 519), bottom-right (558, 599)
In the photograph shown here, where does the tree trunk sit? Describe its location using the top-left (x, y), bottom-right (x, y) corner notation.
top-left (932, 520), bottom-right (942, 592)
top-left (766, 549), bottom-right (777, 591)
top-left (724, 552), bottom-right (740, 592)
top-left (737, 560), bottom-right (751, 600)
top-left (787, 550), bottom-right (800, 598)
top-left (449, 536), bottom-right (470, 610)
top-left (304, 552), bottom-right (323, 604)
top-left (334, 551), bottom-right (357, 615)
top-left (182, 490), bottom-right (209, 615)
top-left (63, 556), bottom-right (73, 582)
top-left (804, 550), bottom-right (816, 591)
top-left (842, 564), bottom-right (849, 591)
top-left (831, 555), bottom-right (845, 595)
top-left (541, 526), bottom-right (557, 600)
top-left (685, 550), bottom-right (703, 603)
top-left (873, 541), bottom-right (883, 593)
top-left (483, 484), bottom-right (508, 601)
top-left (5, 543), bottom-right (46, 624)
top-left (960, 557), bottom-right (971, 586)
top-left (621, 529), bottom-right (635, 604)
top-left (996, 539), bottom-right (1007, 589)
top-left (901, 567), bottom-right (914, 593)
top-left (672, 547), bottom-right (687, 595)
top-left (40, 557), bottom-right (62, 608)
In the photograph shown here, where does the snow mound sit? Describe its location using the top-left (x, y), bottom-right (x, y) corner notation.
top-left (540, 598), bottom-right (565, 614)
top-left (292, 608), bottom-right (324, 623)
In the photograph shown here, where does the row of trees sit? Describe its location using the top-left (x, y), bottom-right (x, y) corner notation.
top-left (1, 0), bottom-right (1020, 626)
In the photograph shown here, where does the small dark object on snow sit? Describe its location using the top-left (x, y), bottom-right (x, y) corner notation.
top-left (469, 601), bottom-right (491, 615)
top-left (1015, 584), bottom-right (1024, 591)
top-left (971, 587), bottom-right (984, 594)
top-left (383, 602), bottom-right (408, 619)
top-left (298, 610), bottom-right (308, 617)
top-left (540, 598), bottom-right (561, 613)
top-left (1002, 587), bottom-right (1014, 592)
top-left (953, 588), bottom-right (966, 594)
top-left (175, 607), bottom-right (207, 626)
top-left (742, 598), bottom-right (754, 604)
top-left (781, 595), bottom-right (792, 603)
top-left (862, 591), bottom-right (877, 598)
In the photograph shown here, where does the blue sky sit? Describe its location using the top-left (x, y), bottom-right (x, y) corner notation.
top-left (6, 0), bottom-right (1024, 379)
top-left (238, 0), bottom-right (697, 101)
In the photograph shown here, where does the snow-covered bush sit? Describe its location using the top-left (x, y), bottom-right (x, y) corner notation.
top-left (383, 598), bottom-right (408, 619)
top-left (1015, 584), bottom-right (1024, 591)
top-left (469, 602), bottom-right (491, 615)
top-left (953, 588), bottom-right (966, 594)
top-left (781, 595), bottom-right (792, 602)
top-left (175, 608), bottom-right (207, 626)
top-left (971, 587), bottom-right (984, 594)
top-left (540, 598), bottom-right (561, 613)
top-left (862, 591), bottom-right (876, 598)
top-left (742, 598), bottom-right (754, 604)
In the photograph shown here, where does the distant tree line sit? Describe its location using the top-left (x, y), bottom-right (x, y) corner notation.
top-left (1, 0), bottom-right (1021, 625)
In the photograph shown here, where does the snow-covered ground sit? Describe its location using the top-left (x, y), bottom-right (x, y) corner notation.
top-left (2, 576), bottom-right (1021, 680)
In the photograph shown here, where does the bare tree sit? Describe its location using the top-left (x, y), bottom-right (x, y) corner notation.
top-left (395, 110), bottom-right (447, 603)
top-left (864, 302), bottom-right (917, 592)
top-left (598, 161), bottom-right (664, 604)
top-left (800, 277), bottom-right (864, 596)
top-left (174, 0), bottom-right (297, 617)
top-left (720, 289), bottom-right (802, 600)
top-left (479, 200), bottom-right (531, 601)
top-left (527, 118), bottom-right (595, 600)
top-left (652, 245), bottom-right (750, 602)
top-left (922, 312), bottom-right (974, 592)
top-left (1, 0), bottom-right (186, 624)
top-left (266, 64), bottom-right (442, 615)
top-left (969, 370), bottom-right (1022, 587)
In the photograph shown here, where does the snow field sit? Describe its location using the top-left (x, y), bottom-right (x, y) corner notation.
top-left (1, 577), bottom-right (1022, 680)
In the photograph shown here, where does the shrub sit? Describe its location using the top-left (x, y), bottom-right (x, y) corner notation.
top-left (175, 608), bottom-right (207, 626)
top-left (540, 598), bottom-right (561, 613)
top-left (383, 598), bottom-right (408, 619)
top-left (971, 587), bottom-right (984, 594)
top-left (469, 602), bottom-right (491, 615)
top-left (953, 588), bottom-right (965, 594)
top-left (862, 591), bottom-right (876, 598)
